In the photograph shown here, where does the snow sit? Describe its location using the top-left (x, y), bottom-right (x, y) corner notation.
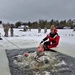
top-left (54, 60), bottom-right (67, 66)
top-left (58, 29), bottom-right (75, 44)
top-left (0, 28), bottom-right (75, 57)
top-left (0, 28), bottom-right (75, 45)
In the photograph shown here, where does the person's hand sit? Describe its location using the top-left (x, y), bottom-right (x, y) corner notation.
top-left (43, 45), bottom-right (49, 50)
top-left (23, 52), bottom-right (29, 57)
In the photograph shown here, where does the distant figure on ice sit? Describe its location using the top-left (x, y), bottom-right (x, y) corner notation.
top-left (38, 27), bottom-right (41, 33)
top-left (29, 26), bottom-right (31, 31)
top-left (3, 23), bottom-right (10, 37)
top-left (0, 33), bottom-right (2, 40)
top-left (44, 27), bottom-right (47, 33)
top-left (10, 24), bottom-right (14, 37)
top-left (40, 25), bottom-right (60, 50)
top-left (73, 27), bottom-right (75, 31)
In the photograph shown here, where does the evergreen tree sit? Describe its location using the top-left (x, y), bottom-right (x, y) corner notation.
top-left (15, 21), bottom-right (22, 28)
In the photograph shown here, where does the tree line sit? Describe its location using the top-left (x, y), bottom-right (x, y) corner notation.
top-left (0, 19), bottom-right (75, 29)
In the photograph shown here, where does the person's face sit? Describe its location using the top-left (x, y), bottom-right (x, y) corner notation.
top-left (37, 45), bottom-right (44, 52)
top-left (50, 29), bottom-right (54, 33)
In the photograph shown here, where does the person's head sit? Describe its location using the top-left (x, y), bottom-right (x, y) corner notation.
top-left (50, 25), bottom-right (56, 33)
top-left (37, 44), bottom-right (44, 52)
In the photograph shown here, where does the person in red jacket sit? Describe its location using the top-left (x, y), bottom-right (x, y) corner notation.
top-left (40, 25), bottom-right (60, 50)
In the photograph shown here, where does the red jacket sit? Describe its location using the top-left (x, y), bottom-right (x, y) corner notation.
top-left (43, 29), bottom-right (60, 48)
top-left (47, 35), bottom-right (60, 48)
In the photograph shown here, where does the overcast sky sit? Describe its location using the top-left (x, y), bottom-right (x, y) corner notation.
top-left (0, 0), bottom-right (75, 23)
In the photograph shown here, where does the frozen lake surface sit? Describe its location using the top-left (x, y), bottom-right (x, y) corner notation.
top-left (0, 28), bottom-right (75, 75)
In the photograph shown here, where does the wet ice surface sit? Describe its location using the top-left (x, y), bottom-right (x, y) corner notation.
top-left (6, 48), bottom-right (75, 75)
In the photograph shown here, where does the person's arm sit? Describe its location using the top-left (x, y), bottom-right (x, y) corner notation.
top-left (40, 34), bottom-right (49, 44)
top-left (40, 37), bottom-right (47, 44)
